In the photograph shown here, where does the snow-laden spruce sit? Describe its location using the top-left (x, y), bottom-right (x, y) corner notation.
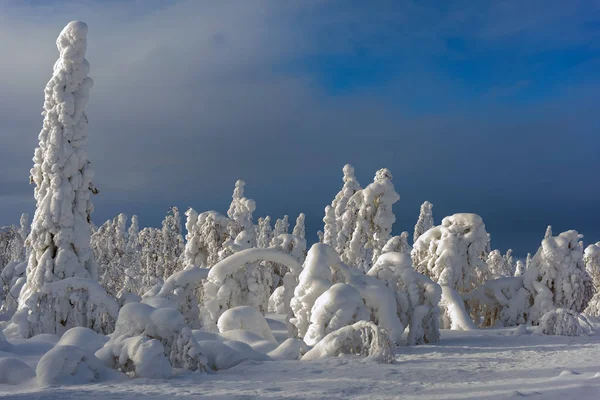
top-left (523, 230), bottom-right (594, 324)
top-left (413, 201), bottom-right (433, 244)
top-left (332, 164), bottom-right (361, 254)
top-left (535, 308), bottom-right (594, 336)
top-left (14, 21), bottom-right (117, 338)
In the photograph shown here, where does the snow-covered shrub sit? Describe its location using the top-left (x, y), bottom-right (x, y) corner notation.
top-left (268, 286), bottom-right (286, 314)
top-left (15, 21), bottom-right (118, 338)
top-left (413, 201), bottom-right (433, 244)
top-left (37, 345), bottom-right (122, 385)
top-left (201, 248), bottom-right (302, 330)
top-left (57, 327), bottom-right (109, 353)
top-left (302, 321), bottom-right (393, 363)
top-left (96, 303), bottom-right (207, 376)
top-left (535, 308), bottom-right (594, 336)
top-left (304, 283), bottom-right (369, 346)
top-left (524, 230), bottom-right (594, 324)
top-left (219, 329), bottom-right (277, 354)
top-left (339, 168), bottom-right (400, 271)
top-left (412, 213), bottom-right (490, 293)
top-left (463, 276), bottom-right (531, 327)
top-left (196, 340), bottom-right (254, 370)
top-left (367, 252), bottom-right (441, 345)
top-left (0, 357), bottom-right (35, 385)
top-left (268, 338), bottom-right (309, 361)
top-left (0, 261), bottom-right (27, 313)
top-left (217, 306), bottom-right (277, 343)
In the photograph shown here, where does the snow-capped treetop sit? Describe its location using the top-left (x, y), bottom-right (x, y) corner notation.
top-left (503, 249), bottom-right (514, 276)
top-left (272, 215), bottom-right (289, 240)
top-left (524, 230), bottom-right (594, 321)
top-left (486, 250), bottom-right (512, 277)
top-left (412, 213), bottom-right (489, 292)
top-left (127, 215), bottom-right (139, 252)
top-left (413, 201), bottom-right (433, 244)
top-left (544, 225), bottom-right (553, 239)
top-left (256, 216), bottom-right (273, 248)
top-left (292, 213), bottom-right (306, 240)
top-left (18, 213), bottom-right (30, 242)
top-left (382, 232), bottom-right (411, 255)
top-left (227, 180), bottom-right (256, 234)
top-left (584, 242), bottom-right (600, 288)
top-left (332, 164), bottom-right (361, 219)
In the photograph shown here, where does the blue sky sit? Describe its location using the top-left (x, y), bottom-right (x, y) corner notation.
top-left (0, 0), bottom-right (599, 256)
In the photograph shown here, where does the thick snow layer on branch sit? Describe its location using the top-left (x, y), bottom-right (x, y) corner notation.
top-left (440, 286), bottom-right (477, 330)
top-left (302, 321), bottom-right (393, 363)
top-left (217, 306), bottom-right (277, 343)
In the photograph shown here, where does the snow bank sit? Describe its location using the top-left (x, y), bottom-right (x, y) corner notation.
top-left (0, 357), bottom-right (35, 385)
top-left (302, 321), bottom-right (393, 363)
top-left (535, 308), bottom-right (594, 336)
top-left (57, 327), bottom-right (109, 353)
top-left (304, 283), bottom-right (369, 346)
top-left (219, 329), bottom-right (278, 353)
top-left (96, 303), bottom-right (206, 377)
top-left (37, 345), bottom-right (122, 385)
top-left (217, 306), bottom-right (277, 343)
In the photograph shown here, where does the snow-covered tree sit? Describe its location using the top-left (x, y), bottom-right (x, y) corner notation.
top-left (183, 209), bottom-right (230, 269)
top-left (322, 206), bottom-right (338, 250)
top-left (158, 207), bottom-right (185, 279)
top-left (340, 168), bottom-right (400, 271)
top-left (514, 260), bottom-right (525, 277)
top-left (503, 249), bottom-right (515, 276)
top-left (412, 213), bottom-right (489, 293)
top-left (381, 232), bottom-right (411, 255)
top-left (413, 201), bottom-right (433, 244)
top-left (272, 215), bottom-right (289, 241)
top-left (523, 230), bottom-right (594, 324)
top-left (256, 216), bottom-right (273, 248)
top-left (583, 242), bottom-right (600, 317)
top-left (227, 180), bottom-right (256, 240)
top-left (544, 225), bottom-right (553, 239)
top-left (14, 22), bottom-right (117, 337)
top-left (486, 249), bottom-right (513, 277)
top-left (292, 213), bottom-right (306, 240)
top-left (333, 165), bottom-right (361, 254)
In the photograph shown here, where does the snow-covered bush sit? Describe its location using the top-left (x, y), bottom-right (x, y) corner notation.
top-left (302, 321), bottom-right (394, 363)
top-left (535, 308), bottom-right (594, 336)
top-left (217, 306), bottom-right (277, 343)
top-left (413, 201), bottom-right (433, 244)
top-left (37, 345), bottom-right (122, 385)
top-left (412, 213), bottom-right (490, 293)
top-left (0, 357), bottom-right (35, 385)
top-left (268, 338), bottom-right (309, 361)
top-left (96, 303), bottom-right (207, 377)
top-left (268, 286), bottom-right (286, 314)
top-left (15, 21), bottom-right (118, 338)
top-left (304, 283), bottom-right (369, 346)
top-left (523, 230), bottom-right (594, 324)
top-left (381, 232), bottom-right (412, 255)
top-left (57, 327), bottom-right (109, 353)
top-left (0, 261), bottom-right (27, 313)
top-left (367, 252), bottom-right (441, 345)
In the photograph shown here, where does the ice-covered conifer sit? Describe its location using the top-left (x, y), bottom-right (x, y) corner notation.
top-left (333, 165), bottom-right (362, 253)
top-left (413, 201), bottom-right (433, 244)
top-left (227, 180), bottom-right (256, 240)
top-left (503, 249), bottom-right (515, 276)
top-left (256, 216), bottom-right (273, 248)
top-left (322, 206), bottom-right (338, 250)
top-left (514, 260), bottom-right (525, 277)
top-left (486, 249), bottom-right (513, 277)
top-left (382, 232), bottom-right (411, 255)
top-left (526, 253), bottom-right (532, 269)
top-left (159, 207), bottom-right (185, 279)
top-left (583, 243), bottom-right (600, 317)
top-left (292, 213), bottom-right (306, 240)
top-left (15, 22), bottom-right (117, 337)
top-left (272, 215), bottom-right (289, 241)
top-left (544, 225), bottom-right (553, 239)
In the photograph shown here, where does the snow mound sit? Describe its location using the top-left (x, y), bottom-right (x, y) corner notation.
top-left (268, 286), bottom-right (286, 314)
top-left (217, 306), bottom-right (277, 343)
top-left (268, 338), bottom-right (309, 361)
top-left (196, 340), bottom-right (250, 370)
top-left (57, 327), bottom-right (109, 353)
top-left (96, 303), bottom-right (206, 377)
top-left (221, 340), bottom-right (272, 361)
top-left (37, 345), bottom-right (122, 385)
top-left (304, 283), bottom-right (369, 346)
top-left (0, 357), bottom-right (35, 385)
top-left (512, 324), bottom-right (528, 336)
top-left (535, 308), bottom-right (594, 336)
top-left (219, 329), bottom-right (278, 353)
top-left (302, 321), bottom-right (394, 363)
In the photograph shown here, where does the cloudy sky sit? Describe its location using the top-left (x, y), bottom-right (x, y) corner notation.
top-left (1, 0), bottom-right (599, 256)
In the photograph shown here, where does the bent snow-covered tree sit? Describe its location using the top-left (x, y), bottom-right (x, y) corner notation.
top-left (14, 21), bottom-right (117, 337)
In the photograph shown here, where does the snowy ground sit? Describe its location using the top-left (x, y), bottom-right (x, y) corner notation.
top-left (1, 315), bottom-right (600, 399)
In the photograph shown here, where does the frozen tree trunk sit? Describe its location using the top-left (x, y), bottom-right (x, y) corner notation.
top-left (14, 21), bottom-right (116, 337)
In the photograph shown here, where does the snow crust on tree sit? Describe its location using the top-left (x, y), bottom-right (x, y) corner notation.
top-left (523, 230), bottom-right (594, 324)
top-left (339, 168), bottom-right (400, 271)
top-left (159, 206), bottom-right (185, 279)
top-left (413, 201), bottom-right (434, 244)
top-left (96, 302), bottom-right (207, 377)
top-left (367, 252), bottom-right (441, 345)
top-left (15, 21), bottom-right (110, 338)
top-left (544, 225), bottom-right (553, 239)
top-left (301, 321), bottom-right (393, 363)
top-left (217, 306), bottom-right (277, 343)
top-left (412, 213), bottom-right (489, 293)
top-left (37, 345), bottom-right (123, 385)
top-left (0, 261), bottom-right (27, 313)
top-left (0, 357), bottom-right (35, 385)
top-left (304, 283), bottom-right (369, 346)
top-left (268, 286), bottom-right (286, 314)
top-left (535, 308), bottom-right (594, 336)
top-left (227, 180), bottom-right (256, 238)
top-left (201, 248), bottom-right (302, 329)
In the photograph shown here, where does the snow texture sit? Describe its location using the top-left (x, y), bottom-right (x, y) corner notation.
top-left (217, 306), bottom-right (277, 343)
top-left (0, 357), bottom-right (35, 385)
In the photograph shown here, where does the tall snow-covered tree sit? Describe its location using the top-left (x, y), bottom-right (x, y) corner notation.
top-left (544, 225), bottom-right (553, 239)
top-left (322, 206), bottom-right (338, 250)
top-left (256, 216), bottom-right (273, 248)
top-left (227, 180), bottom-right (256, 240)
top-left (159, 206), bottom-right (185, 279)
top-left (413, 201), bottom-right (433, 244)
top-left (583, 242), bottom-right (600, 316)
top-left (15, 22), bottom-right (116, 337)
top-left (486, 250), bottom-right (511, 277)
top-left (514, 260), bottom-right (525, 277)
top-left (523, 230), bottom-right (594, 323)
top-left (272, 215), bottom-right (289, 241)
top-left (340, 168), bottom-right (400, 271)
top-left (292, 213), bottom-right (306, 240)
top-left (381, 231), bottom-right (412, 255)
top-left (503, 249), bottom-right (514, 276)
top-left (333, 164), bottom-right (361, 254)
